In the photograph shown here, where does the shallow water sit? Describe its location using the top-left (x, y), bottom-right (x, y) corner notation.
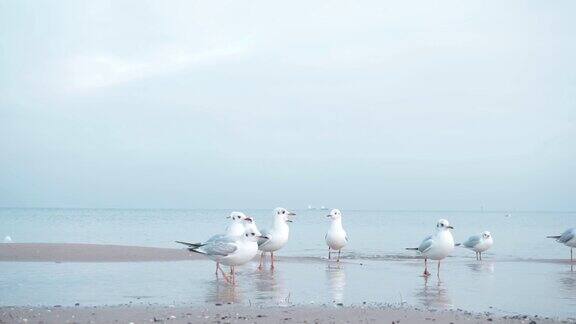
top-left (1, 208), bottom-right (575, 318)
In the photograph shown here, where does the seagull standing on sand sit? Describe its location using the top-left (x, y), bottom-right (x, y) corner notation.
top-left (176, 224), bottom-right (267, 284)
top-left (325, 209), bottom-right (348, 262)
top-left (258, 207), bottom-right (295, 269)
top-left (407, 219), bottom-right (455, 277)
top-left (459, 231), bottom-right (493, 260)
top-left (547, 228), bottom-right (576, 261)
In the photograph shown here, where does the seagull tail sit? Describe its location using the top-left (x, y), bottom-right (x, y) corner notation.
top-left (546, 235), bottom-right (561, 239)
top-left (175, 241), bottom-right (205, 252)
top-left (405, 247), bottom-right (419, 251)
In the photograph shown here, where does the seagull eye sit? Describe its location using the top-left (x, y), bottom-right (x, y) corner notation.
top-left (245, 234), bottom-right (248, 237)
top-left (282, 210), bottom-right (285, 214)
top-left (251, 233), bottom-right (255, 236)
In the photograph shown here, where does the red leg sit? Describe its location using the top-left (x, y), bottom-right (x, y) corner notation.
top-left (270, 251), bottom-right (275, 269)
top-left (423, 258), bottom-right (430, 276)
top-left (258, 251), bottom-right (265, 270)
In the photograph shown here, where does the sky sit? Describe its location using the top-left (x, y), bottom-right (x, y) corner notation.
top-left (0, 0), bottom-right (575, 210)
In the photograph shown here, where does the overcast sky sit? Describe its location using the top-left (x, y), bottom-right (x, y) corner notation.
top-left (0, 0), bottom-right (575, 210)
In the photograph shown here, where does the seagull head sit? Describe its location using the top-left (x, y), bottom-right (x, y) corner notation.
top-left (243, 228), bottom-right (267, 241)
top-left (274, 207), bottom-right (295, 223)
top-left (436, 219), bottom-right (454, 230)
top-left (482, 231), bottom-right (492, 239)
top-left (326, 208), bottom-right (342, 220)
top-left (227, 211), bottom-right (248, 222)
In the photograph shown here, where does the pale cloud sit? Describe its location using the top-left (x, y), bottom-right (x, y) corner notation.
top-left (66, 43), bottom-right (251, 90)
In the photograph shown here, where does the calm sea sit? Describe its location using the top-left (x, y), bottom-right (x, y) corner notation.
top-left (1, 208), bottom-right (575, 318)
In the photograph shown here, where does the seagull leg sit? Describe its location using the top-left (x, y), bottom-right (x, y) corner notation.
top-left (480, 252), bottom-right (482, 261)
top-left (230, 266), bottom-right (235, 285)
top-left (423, 258), bottom-right (430, 276)
top-left (218, 264), bottom-right (231, 284)
top-left (270, 252), bottom-right (275, 269)
top-left (258, 252), bottom-right (265, 270)
top-left (337, 249), bottom-right (341, 262)
top-left (328, 248), bottom-right (331, 260)
top-left (215, 262), bottom-right (219, 276)
top-left (437, 260), bottom-right (441, 278)
top-left (571, 248), bottom-right (573, 262)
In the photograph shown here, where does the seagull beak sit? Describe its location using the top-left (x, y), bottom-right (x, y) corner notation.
top-left (244, 217), bottom-right (253, 223)
top-left (288, 211), bottom-right (296, 216)
top-left (448, 226), bottom-right (454, 229)
top-left (286, 219), bottom-right (293, 223)
top-left (259, 235), bottom-right (269, 239)
top-left (226, 215), bottom-right (231, 219)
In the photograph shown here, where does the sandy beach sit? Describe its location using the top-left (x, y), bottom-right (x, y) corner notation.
top-left (0, 243), bottom-right (198, 262)
top-left (2, 242), bottom-right (576, 323)
top-left (0, 304), bottom-right (562, 324)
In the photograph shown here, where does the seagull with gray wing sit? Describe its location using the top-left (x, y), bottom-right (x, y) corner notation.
top-left (459, 231), bottom-right (493, 260)
top-left (407, 219), bottom-right (455, 277)
top-left (176, 225), bottom-right (266, 284)
top-left (258, 207), bottom-right (295, 270)
top-left (547, 227), bottom-right (576, 262)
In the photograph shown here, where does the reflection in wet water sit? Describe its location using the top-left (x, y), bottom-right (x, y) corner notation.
top-left (203, 277), bottom-right (242, 304)
top-left (416, 276), bottom-right (452, 309)
top-left (467, 261), bottom-right (495, 274)
top-left (325, 264), bottom-right (346, 303)
top-left (557, 268), bottom-right (576, 302)
top-left (249, 266), bottom-right (290, 305)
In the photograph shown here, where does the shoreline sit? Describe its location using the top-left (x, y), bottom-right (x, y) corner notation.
top-left (1, 243), bottom-right (573, 264)
top-left (0, 304), bottom-right (565, 324)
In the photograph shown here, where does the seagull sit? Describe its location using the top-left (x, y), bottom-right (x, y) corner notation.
top-left (258, 207), bottom-right (295, 269)
top-left (325, 209), bottom-right (348, 262)
top-left (178, 211), bottom-right (252, 277)
top-left (459, 231), bottom-right (493, 260)
top-left (547, 228), bottom-right (576, 262)
top-left (176, 224), bottom-right (266, 284)
top-left (407, 219), bottom-right (455, 277)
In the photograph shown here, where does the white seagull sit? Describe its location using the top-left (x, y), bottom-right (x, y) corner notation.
top-left (177, 211), bottom-right (253, 278)
top-left (459, 231), bottom-right (493, 260)
top-left (547, 228), bottom-right (576, 261)
top-left (176, 223), bottom-right (267, 284)
top-left (325, 209), bottom-right (348, 261)
top-left (258, 207), bottom-right (295, 269)
top-left (407, 219), bottom-right (455, 277)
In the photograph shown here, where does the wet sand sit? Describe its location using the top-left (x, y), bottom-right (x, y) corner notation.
top-left (0, 243), bottom-right (199, 262)
top-left (0, 304), bottom-right (562, 324)
top-left (1, 243), bottom-right (572, 264)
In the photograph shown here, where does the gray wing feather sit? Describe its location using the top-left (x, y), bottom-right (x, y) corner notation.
top-left (558, 228), bottom-right (575, 244)
top-left (463, 235), bottom-right (481, 248)
top-left (201, 241), bottom-right (237, 256)
top-left (258, 228), bottom-right (271, 247)
top-left (206, 234), bottom-right (227, 243)
top-left (418, 235), bottom-right (434, 253)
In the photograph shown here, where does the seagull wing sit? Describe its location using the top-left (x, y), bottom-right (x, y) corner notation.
top-left (418, 235), bottom-right (434, 253)
top-left (258, 228), bottom-right (271, 247)
top-left (558, 228), bottom-right (575, 244)
top-left (463, 235), bottom-right (482, 248)
top-left (201, 239), bottom-right (238, 256)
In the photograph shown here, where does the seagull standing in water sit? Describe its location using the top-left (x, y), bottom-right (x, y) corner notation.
top-left (258, 207), bottom-right (295, 269)
top-left (459, 231), bottom-right (493, 260)
top-left (177, 211), bottom-right (253, 277)
top-left (325, 209), bottom-right (348, 262)
top-left (176, 223), bottom-right (266, 284)
top-left (547, 228), bottom-right (576, 261)
top-left (407, 219), bottom-right (455, 277)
